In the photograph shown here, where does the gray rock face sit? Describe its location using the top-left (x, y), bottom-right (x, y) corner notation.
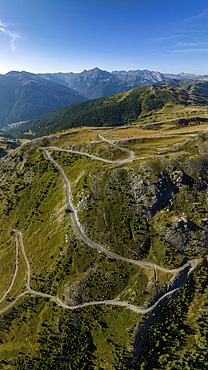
top-left (130, 170), bottom-right (189, 219)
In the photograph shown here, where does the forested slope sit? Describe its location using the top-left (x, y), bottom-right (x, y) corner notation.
top-left (7, 83), bottom-right (208, 139)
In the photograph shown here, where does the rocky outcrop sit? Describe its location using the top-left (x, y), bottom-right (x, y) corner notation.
top-left (130, 170), bottom-right (191, 219)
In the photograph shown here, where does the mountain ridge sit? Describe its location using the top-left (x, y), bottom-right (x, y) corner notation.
top-left (6, 80), bottom-right (208, 139)
top-left (39, 67), bottom-right (199, 99)
top-left (0, 71), bottom-right (87, 128)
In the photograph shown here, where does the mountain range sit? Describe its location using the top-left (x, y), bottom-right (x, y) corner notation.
top-left (39, 67), bottom-right (198, 99)
top-left (0, 67), bottom-right (199, 129)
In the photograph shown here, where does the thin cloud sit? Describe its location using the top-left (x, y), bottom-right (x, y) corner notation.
top-left (0, 20), bottom-right (22, 51)
top-left (176, 42), bottom-right (199, 46)
top-left (171, 48), bottom-right (208, 54)
top-left (175, 28), bottom-right (206, 35)
top-left (182, 9), bottom-right (208, 22)
top-left (149, 34), bottom-right (182, 43)
top-left (149, 29), bottom-right (205, 43)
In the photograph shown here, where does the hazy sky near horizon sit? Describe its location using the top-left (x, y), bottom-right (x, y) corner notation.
top-left (0, 0), bottom-right (207, 75)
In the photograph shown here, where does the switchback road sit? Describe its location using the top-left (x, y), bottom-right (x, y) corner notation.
top-left (0, 130), bottom-right (199, 315)
top-left (0, 229), bottom-right (198, 315)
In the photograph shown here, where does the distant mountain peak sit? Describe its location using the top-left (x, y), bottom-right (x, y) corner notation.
top-left (91, 67), bottom-right (102, 71)
top-left (82, 67), bottom-right (110, 75)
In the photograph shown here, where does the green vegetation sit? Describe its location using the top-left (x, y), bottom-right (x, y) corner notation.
top-left (1, 120), bottom-right (208, 368)
top-left (130, 262), bottom-right (208, 369)
top-left (7, 81), bottom-right (208, 139)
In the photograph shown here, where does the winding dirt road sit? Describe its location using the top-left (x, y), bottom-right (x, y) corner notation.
top-left (0, 229), bottom-right (198, 315)
top-left (42, 147), bottom-right (198, 275)
top-left (44, 132), bottom-right (134, 166)
top-left (0, 131), bottom-right (199, 315)
top-left (0, 234), bottom-right (19, 304)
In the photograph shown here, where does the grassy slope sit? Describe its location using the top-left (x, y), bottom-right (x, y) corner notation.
top-left (0, 123), bottom-right (208, 368)
top-left (6, 82), bottom-right (208, 139)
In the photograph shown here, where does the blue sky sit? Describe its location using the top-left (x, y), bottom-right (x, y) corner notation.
top-left (0, 0), bottom-right (208, 74)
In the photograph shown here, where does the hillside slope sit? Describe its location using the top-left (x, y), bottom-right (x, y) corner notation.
top-left (0, 123), bottom-right (208, 368)
top-left (7, 82), bottom-right (208, 139)
top-left (0, 71), bottom-right (87, 128)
